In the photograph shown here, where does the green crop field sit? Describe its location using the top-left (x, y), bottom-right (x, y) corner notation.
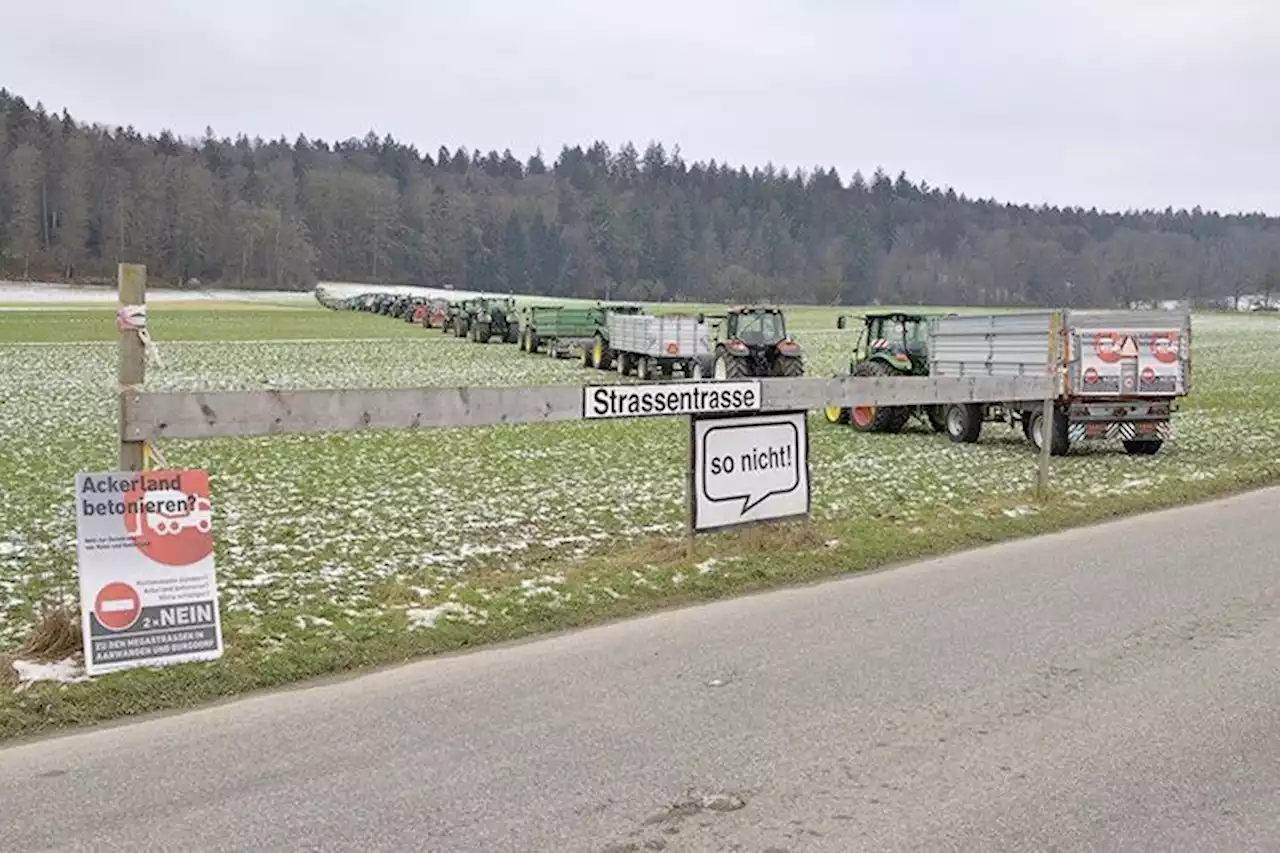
top-left (2, 298), bottom-right (1278, 739)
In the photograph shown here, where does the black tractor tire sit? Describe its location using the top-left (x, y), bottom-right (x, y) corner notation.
top-left (529, 333), bottom-right (541, 354)
top-left (474, 323), bottom-right (492, 344)
top-left (1123, 439), bottom-right (1163, 455)
top-left (505, 325), bottom-right (519, 344)
top-left (591, 335), bottom-right (613, 371)
top-left (774, 355), bottom-right (804, 377)
top-left (714, 350), bottom-right (751, 379)
top-left (926, 405), bottom-right (948, 433)
top-left (1027, 406), bottom-right (1070, 456)
top-left (944, 403), bottom-right (984, 444)
top-left (580, 345), bottom-right (592, 368)
top-left (617, 352), bottom-right (632, 377)
top-left (849, 360), bottom-right (910, 433)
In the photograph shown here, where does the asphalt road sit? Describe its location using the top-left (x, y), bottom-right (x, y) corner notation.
top-left (4, 487), bottom-right (1280, 853)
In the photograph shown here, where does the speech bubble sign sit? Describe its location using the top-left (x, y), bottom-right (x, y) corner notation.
top-left (701, 421), bottom-right (801, 516)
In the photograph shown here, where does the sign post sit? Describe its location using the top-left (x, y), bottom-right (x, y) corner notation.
top-left (75, 469), bottom-right (224, 676)
top-left (689, 410), bottom-right (811, 533)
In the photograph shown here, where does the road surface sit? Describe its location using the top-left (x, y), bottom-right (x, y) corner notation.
top-left (4, 488), bottom-right (1280, 852)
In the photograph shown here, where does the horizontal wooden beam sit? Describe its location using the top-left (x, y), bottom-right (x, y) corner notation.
top-left (121, 375), bottom-right (1055, 441)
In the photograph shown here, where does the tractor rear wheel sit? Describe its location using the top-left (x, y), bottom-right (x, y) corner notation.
top-left (823, 406), bottom-right (850, 425)
top-left (849, 360), bottom-right (910, 433)
top-left (714, 352), bottom-right (750, 379)
top-left (775, 355), bottom-right (804, 377)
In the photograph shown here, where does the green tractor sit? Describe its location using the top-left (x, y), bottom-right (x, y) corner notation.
top-left (701, 305), bottom-right (804, 378)
top-left (440, 299), bottom-right (475, 337)
top-left (825, 311), bottom-right (950, 433)
top-left (466, 297), bottom-right (520, 344)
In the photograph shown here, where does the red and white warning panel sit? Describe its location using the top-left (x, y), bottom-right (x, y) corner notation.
top-left (75, 470), bottom-right (223, 676)
top-left (1077, 328), bottom-right (1184, 396)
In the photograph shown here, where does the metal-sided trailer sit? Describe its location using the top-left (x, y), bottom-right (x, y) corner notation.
top-left (603, 313), bottom-right (712, 379)
top-left (931, 309), bottom-right (1192, 455)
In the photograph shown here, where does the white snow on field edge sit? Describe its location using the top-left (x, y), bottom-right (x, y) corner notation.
top-left (0, 281), bottom-right (316, 305)
top-left (11, 657), bottom-right (89, 690)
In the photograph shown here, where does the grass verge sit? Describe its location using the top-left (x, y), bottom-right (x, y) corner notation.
top-left (4, 464), bottom-right (1276, 744)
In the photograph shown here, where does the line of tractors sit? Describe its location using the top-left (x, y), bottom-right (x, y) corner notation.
top-left (346, 291), bottom-right (808, 380)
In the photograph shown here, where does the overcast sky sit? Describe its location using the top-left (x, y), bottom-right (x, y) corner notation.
top-left (3, 0), bottom-right (1275, 214)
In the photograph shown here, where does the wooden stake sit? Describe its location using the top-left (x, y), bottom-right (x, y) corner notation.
top-left (1036, 396), bottom-right (1053, 500)
top-left (118, 263), bottom-right (147, 471)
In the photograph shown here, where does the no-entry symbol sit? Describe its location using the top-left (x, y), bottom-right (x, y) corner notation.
top-left (94, 581), bottom-right (141, 631)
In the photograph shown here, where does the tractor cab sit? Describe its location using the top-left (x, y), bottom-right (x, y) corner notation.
top-left (837, 311), bottom-right (937, 374)
top-left (726, 306), bottom-right (787, 346)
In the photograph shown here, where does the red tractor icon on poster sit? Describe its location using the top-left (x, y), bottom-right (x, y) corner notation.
top-left (127, 489), bottom-right (211, 537)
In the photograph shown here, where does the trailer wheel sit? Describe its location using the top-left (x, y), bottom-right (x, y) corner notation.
top-left (945, 403), bottom-right (984, 444)
top-left (926, 405), bottom-right (947, 433)
top-left (617, 352), bottom-right (631, 377)
top-left (635, 356), bottom-right (651, 380)
top-left (660, 362), bottom-right (673, 379)
top-left (1123, 439), bottom-right (1163, 455)
top-left (1027, 407), bottom-right (1070, 456)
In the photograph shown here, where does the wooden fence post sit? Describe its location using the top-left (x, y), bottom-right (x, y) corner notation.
top-left (118, 263), bottom-right (147, 471)
top-left (1036, 396), bottom-right (1053, 499)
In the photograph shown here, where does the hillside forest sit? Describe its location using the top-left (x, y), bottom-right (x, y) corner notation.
top-left (1, 89), bottom-right (1278, 308)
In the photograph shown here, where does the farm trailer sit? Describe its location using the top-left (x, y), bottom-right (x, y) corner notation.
top-left (520, 304), bottom-right (644, 358)
top-left (929, 309), bottom-right (1191, 455)
top-left (598, 312), bottom-right (711, 379)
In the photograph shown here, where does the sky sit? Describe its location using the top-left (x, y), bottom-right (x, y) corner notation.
top-left (2, 0), bottom-right (1276, 215)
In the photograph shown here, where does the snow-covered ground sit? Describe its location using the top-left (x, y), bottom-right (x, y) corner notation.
top-left (0, 280), bottom-right (595, 309)
top-left (0, 280), bottom-right (317, 306)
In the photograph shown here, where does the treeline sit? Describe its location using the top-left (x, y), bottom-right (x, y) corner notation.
top-left (2, 88), bottom-right (1279, 307)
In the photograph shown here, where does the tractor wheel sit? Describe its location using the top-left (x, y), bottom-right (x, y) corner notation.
top-left (714, 352), bottom-right (751, 379)
top-left (849, 360), bottom-right (910, 433)
top-left (1123, 439), bottom-right (1163, 455)
top-left (774, 355), bottom-right (804, 377)
top-left (592, 335), bottom-right (613, 371)
top-left (529, 333), bottom-right (541, 354)
top-left (823, 406), bottom-right (850, 425)
top-left (476, 324), bottom-right (492, 344)
top-left (945, 403), bottom-right (984, 444)
top-left (505, 325), bottom-right (519, 344)
top-left (1027, 407), bottom-right (1070, 456)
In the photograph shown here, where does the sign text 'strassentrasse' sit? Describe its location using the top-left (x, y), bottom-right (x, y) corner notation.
top-left (583, 381), bottom-right (760, 419)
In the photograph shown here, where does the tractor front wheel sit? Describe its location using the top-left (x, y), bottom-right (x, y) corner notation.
top-left (592, 335), bottom-right (613, 371)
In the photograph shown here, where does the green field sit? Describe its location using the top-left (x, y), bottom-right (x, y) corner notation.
top-left (2, 299), bottom-right (1278, 740)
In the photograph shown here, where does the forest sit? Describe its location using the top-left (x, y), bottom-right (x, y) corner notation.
top-left (1, 88), bottom-right (1278, 308)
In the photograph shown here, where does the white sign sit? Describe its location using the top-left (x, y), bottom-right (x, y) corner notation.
top-left (75, 469), bottom-right (224, 676)
top-left (692, 410), bottom-right (810, 531)
top-left (583, 381), bottom-right (761, 419)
